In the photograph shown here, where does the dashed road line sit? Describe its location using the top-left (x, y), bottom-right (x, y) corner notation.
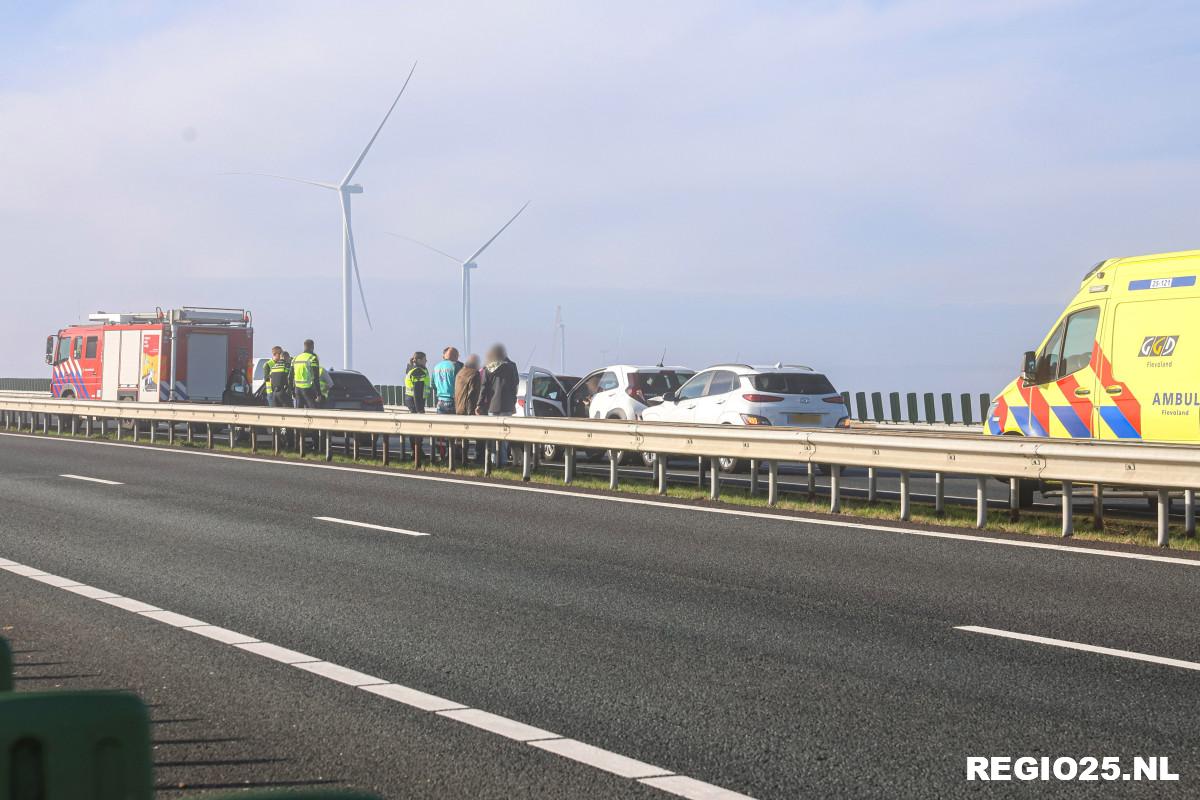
top-left (60, 473), bottom-right (123, 485)
top-left (313, 516), bottom-right (430, 537)
top-left (956, 625), bottom-right (1200, 672)
top-left (6, 430), bottom-right (1198, 569)
top-left (0, 554), bottom-right (758, 800)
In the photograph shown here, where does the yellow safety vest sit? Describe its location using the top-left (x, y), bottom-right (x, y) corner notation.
top-left (292, 352), bottom-right (319, 389)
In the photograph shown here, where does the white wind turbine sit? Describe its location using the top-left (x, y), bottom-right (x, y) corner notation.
top-left (229, 62), bottom-right (417, 369)
top-left (387, 200), bottom-right (530, 356)
top-left (550, 305), bottom-right (565, 373)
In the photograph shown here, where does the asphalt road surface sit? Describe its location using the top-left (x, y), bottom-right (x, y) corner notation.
top-left (3, 430), bottom-right (1200, 798)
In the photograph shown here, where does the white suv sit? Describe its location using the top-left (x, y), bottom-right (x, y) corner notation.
top-left (641, 364), bottom-right (849, 470)
top-left (567, 365), bottom-right (695, 421)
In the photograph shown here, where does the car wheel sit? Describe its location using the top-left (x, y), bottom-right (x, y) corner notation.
top-left (541, 443), bottom-right (559, 461)
top-left (642, 452), bottom-right (658, 469)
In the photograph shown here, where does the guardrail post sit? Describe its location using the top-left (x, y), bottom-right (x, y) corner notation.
top-left (2, 411), bottom-right (8, 430)
top-left (709, 458), bottom-right (720, 500)
top-left (41, 413), bottom-right (48, 435)
top-left (414, 435), bottom-right (424, 468)
top-left (522, 443), bottom-right (532, 481)
top-left (206, 423), bottom-right (213, 450)
top-left (807, 463), bottom-right (816, 500)
top-left (656, 454), bottom-right (667, 494)
top-left (767, 461), bottom-right (779, 506)
top-left (749, 460), bottom-right (759, 495)
top-left (867, 467), bottom-right (877, 503)
top-left (1061, 480), bottom-right (1073, 538)
top-left (54, 414), bottom-right (61, 435)
top-left (248, 426), bottom-right (256, 453)
top-left (899, 470), bottom-right (911, 521)
top-left (829, 465), bottom-right (841, 513)
top-left (482, 442), bottom-right (491, 476)
top-left (228, 425), bottom-right (235, 449)
top-left (381, 435), bottom-right (391, 466)
top-left (297, 428), bottom-right (305, 457)
top-left (696, 457), bottom-right (705, 489)
top-left (114, 415), bottom-right (122, 441)
top-left (1157, 489), bottom-right (1170, 547)
top-left (324, 431), bottom-right (333, 461)
top-left (447, 437), bottom-right (456, 471)
top-left (975, 477), bottom-right (987, 529)
top-left (1185, 489), bottom-right (1196, 538)
top-left (1092, 484), bottom-right (1104, 530)
top-left (610, 452), bottom-right (619, 490)
top-left (70, 415), bottom-right (77, 436)
top-left (186, 423), bottom-right (193, 445)
top-left (369, 435), bottom-right (378, 460)
top-left (1008, 478), bottom-right (1020, 521)
top-left (148, 420), bottom-right (156, 443)
top-left (84, 416), bottom-right (91, 437)
top-left (934, 472), bottom-right (945, 516)
top-left (132, 419), bottom-right (140, 443)
top-left (564, 447), bottom-right (576, 484)
top-left (351, 433), bottom-right (359, 461)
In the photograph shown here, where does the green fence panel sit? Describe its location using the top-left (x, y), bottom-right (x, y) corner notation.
top-left (960, 393), bottom-right (974, 426)
top-left (0, 637), bottom-right (10, 692)
top-left (905, 393), bottom-right (918, 423)
top-left (979, 393), bottom-right (991, 422)
top-left (923, 393), bottom-right (936, 423)
top-left (870, 392), bottom-right (884, 422)
top-left (840, 391), bottom-right (851, 410)
top-left (854, 391), bottom-right (868, 421)
top-left (941, 393), bottom-right (954, 424)
top-left (888, 392), bottom-right (902, 423)
top-left (0, 690), bottom-right (152, 800)
top-left (0, 378), bottom-right (51, 392)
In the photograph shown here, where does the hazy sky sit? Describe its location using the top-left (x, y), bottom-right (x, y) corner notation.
top-left (3, 1), bottom-right (1199, 394)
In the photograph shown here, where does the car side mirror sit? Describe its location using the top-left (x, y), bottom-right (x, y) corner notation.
top-left (1021, 350), bottom-right (1037, 383)
top-left (44, 335), bottom-right (55, 365)
top-left (662, 390), bottom-right (676, 403)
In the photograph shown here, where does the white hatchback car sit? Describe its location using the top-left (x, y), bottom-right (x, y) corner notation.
top-left (567, 364), bottom-right (695, 421)
top-left (641, 364), bottom-right (849, 470)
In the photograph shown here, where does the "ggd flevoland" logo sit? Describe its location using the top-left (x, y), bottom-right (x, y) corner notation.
top-left (1140, 335), bottom-right (1179, 358)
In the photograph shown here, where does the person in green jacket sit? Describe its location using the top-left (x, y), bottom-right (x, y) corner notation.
top-left (292, 339), bottom-right (321, 409)
top-left (404, 352), bottom-right (430, 414)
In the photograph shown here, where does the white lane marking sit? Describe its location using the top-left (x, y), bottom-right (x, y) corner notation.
top-left (294, 661), bottom-right (388, 687)
top-left (956, 625), bottom-right (1200, 672)
top-left (140, 609), bottom-right (207, 628)
top-left (98, 597), bottom-right (161, 613)
top-left (530, 738), bottom-right (671, 779)
top-left (235, 641), bottom-right (320, 664)
top-left (61, 584), bottom-right (121, 599)
top-left (186, 625), bottom-right (259, 645)
top-left (313, 516), bottom-right (430, 537)
top-left (641, 775), bottom-right (760, 799)
top-left (436, 708), bottom-right (559, 742)
top-left (60, 473), bottom-right (123, 485)
top-left (3, 564), bottom-right (47, 577)
top-left (2, 553), bottom-right (757, 800)
top-left (361, 683), bottom-right (466, 712)
top-left (6, 430), bottom-right (1197, 570)
top-left (28, 573), bottom-right (83, 588)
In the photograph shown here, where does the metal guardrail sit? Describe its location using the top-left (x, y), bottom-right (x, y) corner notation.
top-left (2, 396), bottom-right (1196, 546)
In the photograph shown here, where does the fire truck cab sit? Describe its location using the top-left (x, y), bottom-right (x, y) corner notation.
top-left (45, 307), bottom-right (254, 404)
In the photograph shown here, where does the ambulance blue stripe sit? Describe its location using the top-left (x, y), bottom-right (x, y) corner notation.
top-left (1128, 276), bottom-right (1196, 291)
top-left (1099, 407), bottom-right (1140, 439)
top-left (1008, 407), bottom-right (1048, 437)
top-left (1052, 406), bottom-right (1090, 438)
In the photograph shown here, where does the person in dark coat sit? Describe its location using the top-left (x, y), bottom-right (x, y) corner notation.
top-left (476, 344), bottom-right (519, 465)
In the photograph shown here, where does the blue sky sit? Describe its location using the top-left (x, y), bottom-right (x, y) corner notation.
top-left (3, 1), bottom-right (1200, 394)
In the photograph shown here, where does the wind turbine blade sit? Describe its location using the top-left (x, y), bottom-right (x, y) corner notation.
top-left (383, 231), bottom-right (462, 263)
top-left (341, 61), bottom-right (417, 186)
top-left (345, 215), bottom-right (373, 331)
top-left (465, 200), bottom-right (530, 264)
top-left (222, 171), bottom-right (339, 190)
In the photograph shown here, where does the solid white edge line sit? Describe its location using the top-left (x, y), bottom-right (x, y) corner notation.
top-left (313, 516), bottom-right (430, 537)
top-left (59, 473), bottom-right (124, 485)
top-left (955, 625), bottom-right (1200, 672)
top-left (6, 431), bottom-right (1197, 569)
top-left (529, 738), bottom-right (672, 779)
top-left (2, 551), bottom-right (759, 800)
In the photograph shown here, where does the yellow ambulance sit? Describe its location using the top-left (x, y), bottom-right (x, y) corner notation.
top-left (984, 249), bottom-right (1199, 442)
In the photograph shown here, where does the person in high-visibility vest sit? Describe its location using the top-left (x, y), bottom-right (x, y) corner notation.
top-left (292, 339), bottom-right (321, 409)
top-left (264, 346), bottom-right (292, 407)
top-left (404, 352), bottom-right (429, 414)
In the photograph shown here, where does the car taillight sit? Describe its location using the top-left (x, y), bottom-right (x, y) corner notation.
top-left (835, 416), bottom-right (851, 428)
top-left (626, 387), bottom-right (645, 403)
top-left (742, 393), bottom-right (783, 403)
top-left (517, 397), bottom-right (526, 408)
top-left (823, 395), bottom-right (845, 404)
top-left (364, 396), bottom-right (383, 406)
top-left (740, 414), bottom-right (771, 425)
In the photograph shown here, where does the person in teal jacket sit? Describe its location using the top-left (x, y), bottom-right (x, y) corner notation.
top-left (431, 346), bottom-right (463, 415)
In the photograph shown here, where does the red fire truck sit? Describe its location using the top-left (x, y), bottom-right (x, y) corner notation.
top-left (45, 307), bottom-right (254, 404)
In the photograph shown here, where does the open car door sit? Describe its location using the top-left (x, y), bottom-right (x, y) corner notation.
top-left (524, 366), bottom-right (569, 417)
